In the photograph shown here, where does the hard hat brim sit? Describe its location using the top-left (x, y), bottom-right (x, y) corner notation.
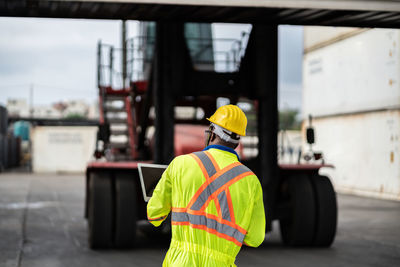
top-left (206, 118), bottom-right (246, 136)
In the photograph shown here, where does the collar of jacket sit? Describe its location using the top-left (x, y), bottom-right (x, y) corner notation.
top-left (203, 144), bottom-right (240, 161)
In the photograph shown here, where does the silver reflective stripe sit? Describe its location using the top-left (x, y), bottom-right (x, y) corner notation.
top-left (172, 211), bottom-right (245, 244)
top-left (190, 164), bottom-right (251, 211)
top-left (193, 151), bottom-right (217, 178)
top-left (217, 190), bottom-right (231, 221)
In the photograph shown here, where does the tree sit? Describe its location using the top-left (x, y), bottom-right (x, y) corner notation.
top-left (65, 113), bottom-right (86, 120)
top-left (279, 109), bottom-right (301, 130)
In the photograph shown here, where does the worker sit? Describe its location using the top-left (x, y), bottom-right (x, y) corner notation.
top-left (147, 104), bottom-right (266, 267)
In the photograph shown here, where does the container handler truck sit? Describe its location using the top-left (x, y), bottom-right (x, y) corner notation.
top-left (85, 22), bottom-right (337, 249)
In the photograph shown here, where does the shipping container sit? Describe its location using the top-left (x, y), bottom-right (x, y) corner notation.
top-left (303, 110), bottom-right (400, 200)
top-left (0, 134), bottom-right (4, 171)
top-left (0, 106), bottom-right (7, 135)
top-left (14, 137), bottom-right (21, 167)
top-left (303, 27), bottom-right (400, 201)
top-left (304, 26), bottom-right (362, 53)
top-left (32, 126), bottom-right (97, 173)
top-left (2, 134), bottom-right (8, 169)
top-left (303, 28), bottom-right (400, 117)
top-left (7, 135), bottom-right (16, 167)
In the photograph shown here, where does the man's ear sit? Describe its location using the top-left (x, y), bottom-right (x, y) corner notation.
top-left (210, 132), bottom-right (217, 142)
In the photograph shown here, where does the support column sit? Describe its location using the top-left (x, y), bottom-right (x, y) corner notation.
top-left (153, 22), bottom-right (189, 164)
top-left (258, 25), bottom-right (278, 231)
top-left (240, 24), bottom-right (278, 231)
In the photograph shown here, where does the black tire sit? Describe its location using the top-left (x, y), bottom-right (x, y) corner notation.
top-left (310, 175), bottom-right (337, 247)
top-left (88, 172), bottom-right (113, 249)
top-left (279, 175), bottom-right (316, 246)
top-left (114, 173), bottom-right (138, 248)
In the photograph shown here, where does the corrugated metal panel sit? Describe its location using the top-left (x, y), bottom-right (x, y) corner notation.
top-left (303, 28), bottom-right (400, 118)
top-left (302, 110), bottom-right (400, 201)
top-left (304, 26), bottom-right (365, 53)
top-left (32, 126), bottom-right (97, 173)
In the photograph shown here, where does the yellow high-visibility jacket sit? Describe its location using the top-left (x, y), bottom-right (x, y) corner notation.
top-left (147, 145), bottom-right (266, 267)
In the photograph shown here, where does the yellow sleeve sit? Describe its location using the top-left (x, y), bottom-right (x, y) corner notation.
top-left (146, 160), bottom-right (174, 227)
top-left (243, 180), bottom-right (266, 247)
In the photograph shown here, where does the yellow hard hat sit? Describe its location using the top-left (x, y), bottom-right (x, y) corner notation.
top-left (207, 104), bottom-right (247, 136)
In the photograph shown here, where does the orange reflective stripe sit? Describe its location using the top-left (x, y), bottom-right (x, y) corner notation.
top-left (172, 207), bottom-right (187, 212)
top-left (214, 198), bottom-right (223, 218)
top-left (192, 165), bottom-right (251, 211)
top-left (186, 162), bottom-right (241, 210)
top-left (225, 188), bottom-right (236, 224)
top-left (171, 207), bottom-right (246, 234)
top-left (171, 221), bottom-right (243, 247)
top-left (201, 171), bottom-right (253, 212)
top-left (192, 151), bottom-right (217, 178)
top-left (217, 190), bottom-right (231, 221)
top-left (172, 151), bottom-right (254, 246)
top-left (147, 213), bottom-right (167, 221)
top-left (190, 153), bottom-right (210, 180)
top-left (204, 150), bottom-right (220, 171)
top-left (204, 151), bottom-right (225, 218)
top-left (172, 211), bottom-right (245, 246)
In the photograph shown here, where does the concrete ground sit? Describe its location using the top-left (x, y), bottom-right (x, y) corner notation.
top-left (0, 173), bottom-right (399, 267)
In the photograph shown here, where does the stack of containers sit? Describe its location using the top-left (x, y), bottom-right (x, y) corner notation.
top-left (7, 134), bottom-right (20, 168)
top-left (303, 27), bottom-right (400, 201)
top-left (0, 106), bottom-right (7, 171)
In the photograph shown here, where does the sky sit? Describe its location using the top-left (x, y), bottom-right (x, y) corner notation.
top-left (0, 18), bottom-right (303, 111)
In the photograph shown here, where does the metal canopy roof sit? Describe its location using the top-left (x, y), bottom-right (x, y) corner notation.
top-left (1, 0), bottom-right (400, 28)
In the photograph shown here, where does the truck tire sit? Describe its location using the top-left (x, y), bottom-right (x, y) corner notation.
top-left (310, 175), bottom-right (337, 247)
top-left (114, 173), bottom-right (137, 248)
top-left (279, 175), bottom-right (316, 246)
top-left (88, 172), bottom-right (113, 249)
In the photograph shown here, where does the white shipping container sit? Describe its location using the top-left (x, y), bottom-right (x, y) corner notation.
top-left (303, 28), bottom-right (400, 117)
top-left (32, 126), bottom-right (97, 173)
top-left (304, 110), bottom-right (400, 201)
top-left (304, 26), bottom-right (361, 52)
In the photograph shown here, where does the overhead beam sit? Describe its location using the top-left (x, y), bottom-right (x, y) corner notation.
top-left (1, 1), bottom-right (400, 28)
top-left (51, 0), bottom-right (400, 13)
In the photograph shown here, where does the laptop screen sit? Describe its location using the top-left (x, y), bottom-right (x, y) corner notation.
top-left (138, 163), bottom-right (167, 202)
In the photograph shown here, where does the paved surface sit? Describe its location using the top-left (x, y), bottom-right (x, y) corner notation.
top-left (0, 172), bottom-right (399, 267)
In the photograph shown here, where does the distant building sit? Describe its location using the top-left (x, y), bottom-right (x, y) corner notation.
top-left (6, 99), bottom-right (30, 117)
top-left (59, 100), bottom-right (90, 118)
top-left (87, 101), bottom-right (99, 119)
top-left (33, 104), bottom-right (62, 118)
top-left (6, 98), bottom-right (98, 119)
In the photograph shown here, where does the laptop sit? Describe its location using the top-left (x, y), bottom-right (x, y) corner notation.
top-left (138, 163), bottom-right (168, 202)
